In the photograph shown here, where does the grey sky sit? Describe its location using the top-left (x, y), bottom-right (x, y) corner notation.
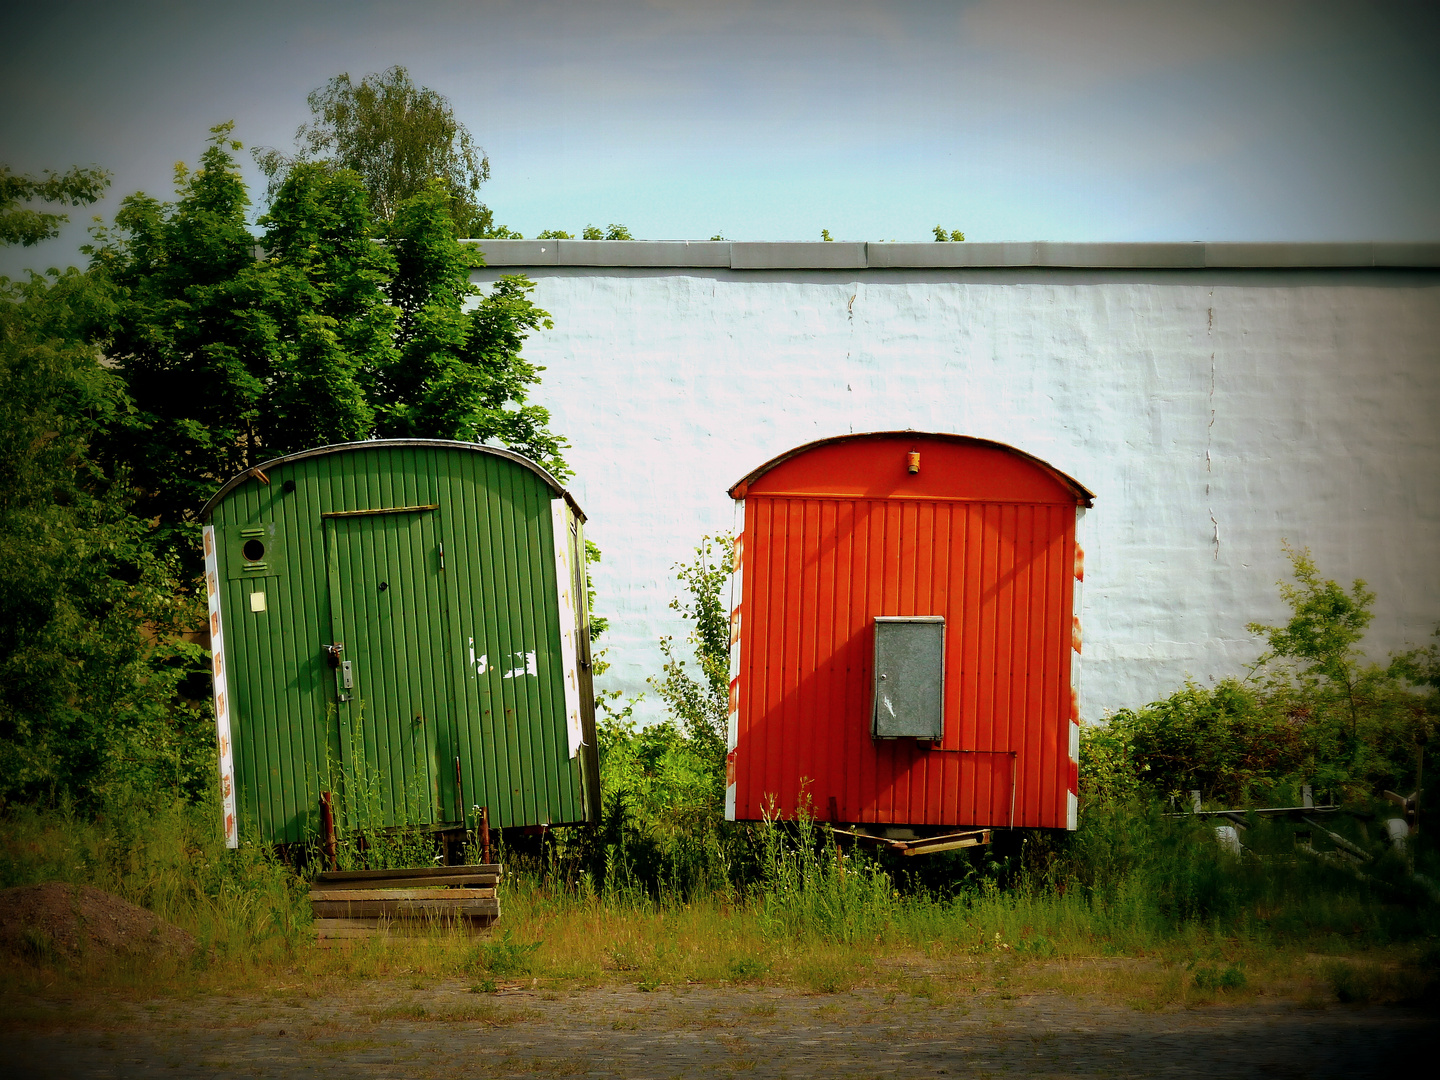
top-left (3, 0), bottom-right (1438, 276)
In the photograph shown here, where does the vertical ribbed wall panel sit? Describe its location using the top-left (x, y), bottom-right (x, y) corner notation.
top-left (734, 490), bottom-right (1076, 830)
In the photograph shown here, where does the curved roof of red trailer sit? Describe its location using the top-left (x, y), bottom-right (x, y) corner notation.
top-left (728, 431), bottom-right (1094, 506)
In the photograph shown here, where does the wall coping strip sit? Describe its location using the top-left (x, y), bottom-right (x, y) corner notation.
top-left (466, 239), bottom-right (1440, 270)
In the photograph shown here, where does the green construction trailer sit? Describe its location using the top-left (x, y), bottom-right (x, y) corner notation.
top-left (199, 439), bottom-right (600, 850)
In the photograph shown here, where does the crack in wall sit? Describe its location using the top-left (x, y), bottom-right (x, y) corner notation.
top-left (1207, 297), bottom-right (1219, 560)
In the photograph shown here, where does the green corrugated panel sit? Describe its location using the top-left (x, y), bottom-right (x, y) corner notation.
top-left (202, 440), bottom-right (600, 846)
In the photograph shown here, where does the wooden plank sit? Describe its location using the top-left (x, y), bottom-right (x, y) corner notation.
top-left (320, 504), bottom-right (440, 519)
top-left (309, 887), bottom-right (497, 901)
top-left (317, 927), bottom-right (491, 941)
top-left (899, 828), bottom-right (990, 856)
top-left (314, 918), bottom-right (497, 940)
top-left (315, 866), bottom-right (501, 887)
top-left (314, 917), bottom-right (496, 930)
top-left (312, 898), bottom-right (500, 918)
top-left (311, 898), bottom-right (500, 918)
top-left (316, 864), bottom-right (502, 881)
top-left (314, 872), bottom-right (499, 889)
top-left (901, 836), bottom-right (986, 855)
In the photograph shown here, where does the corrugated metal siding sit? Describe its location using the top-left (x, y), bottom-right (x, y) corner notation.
top-left (207, 442), bottom-right (596, 845)
top-left (730, 437), bottom-right (1080, 831)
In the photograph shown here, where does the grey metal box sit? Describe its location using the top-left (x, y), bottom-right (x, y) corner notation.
top-left (872, 617), bottom-right (946, 740)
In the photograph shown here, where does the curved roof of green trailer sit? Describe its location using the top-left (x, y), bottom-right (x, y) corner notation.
top-left (199, 439), bottom-right (585, 522)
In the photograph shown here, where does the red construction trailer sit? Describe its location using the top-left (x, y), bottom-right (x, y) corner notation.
top-left (724, 432), bottom-right (1093, 850)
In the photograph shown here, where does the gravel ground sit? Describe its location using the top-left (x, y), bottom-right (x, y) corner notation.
top-left (6, 978), bottom-right (1434, 1079)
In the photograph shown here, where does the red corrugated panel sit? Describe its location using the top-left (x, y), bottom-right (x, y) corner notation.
top-left (728, 434), bottom-right (1084, 830)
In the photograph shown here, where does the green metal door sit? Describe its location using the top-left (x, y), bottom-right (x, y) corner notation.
top-left (323, 506), bottom-right (459, 829)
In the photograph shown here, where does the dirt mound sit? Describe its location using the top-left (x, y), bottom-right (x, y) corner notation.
top-left (0, 882), bottom-right (197, 964)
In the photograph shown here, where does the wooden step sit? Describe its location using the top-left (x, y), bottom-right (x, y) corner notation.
top-left (308, 864), bottom-right (504, 938)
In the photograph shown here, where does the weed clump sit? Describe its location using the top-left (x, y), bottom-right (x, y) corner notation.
top-left (1192, 962), bottom-right (1247, 992)
top-left (474, 928), bottom-right (542, 978)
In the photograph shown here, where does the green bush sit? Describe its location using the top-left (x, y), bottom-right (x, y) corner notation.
top-left (1086, 546), bottom-right (1437, 807)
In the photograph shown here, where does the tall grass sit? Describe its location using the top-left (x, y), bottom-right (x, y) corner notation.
top-left (500, 789), bottom-right (1438, 967)
top-left (322, 716), bottom-right (447, 872)
top-left (755, 806), bottom-right (895, 943)
top-left (4, 785), bottom-right (1436, 1009)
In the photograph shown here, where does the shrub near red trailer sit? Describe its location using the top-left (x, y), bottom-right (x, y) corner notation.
top-left (724, 433), bottom-right (1093, 839)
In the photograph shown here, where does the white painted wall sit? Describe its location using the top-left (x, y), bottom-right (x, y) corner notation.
top-left (470, 265), bottom-right (1440, 726)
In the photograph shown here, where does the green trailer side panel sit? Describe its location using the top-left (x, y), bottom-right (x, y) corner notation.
top-left (438, 448), bottom-right (583, 830)
top-left (205, 441), bottom-right (597, 845)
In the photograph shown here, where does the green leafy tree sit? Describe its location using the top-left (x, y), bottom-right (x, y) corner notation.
top-left (0, 247), bottom-right (208, 806)
top-left (580, 224), bottom-right (635, 240)
top-left (91, 124), bottom-right (275, 559)
top-left (1391, 626), bottom-right (1440, 694)
top-left (257, 66), bottom-right (507, 238)
top-left (96, 128), bottom-right (570, 556)
top-left (254, 162), bottom-right (395, 452)
top-left (1247, 542), bottom-right (1376, 736)
top-left (932, 225), bottom-right (965, 241)
top-left (377, 179), bottom-right (569, 476)
top-left (1, 165), bottom-right (110, 247)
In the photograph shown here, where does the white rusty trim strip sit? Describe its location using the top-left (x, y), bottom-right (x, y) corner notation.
top-left (203, 525), bottom-right (238, 848)
top-left (550, 500), bottom-right (584, 759)
top-left (1070, 507), bottom-right (1086, 727)
top-left (725, 502), bottom-right (745, 821)
top-left (1068, 507), bottom-right (1086, 831)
